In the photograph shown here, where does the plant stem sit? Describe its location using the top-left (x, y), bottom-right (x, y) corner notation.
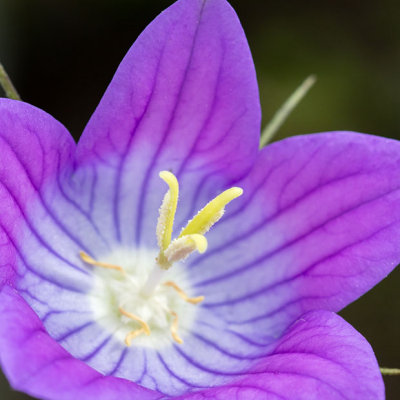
top-left (260, 74), bottom-right (316, 148)
top-left (0, 63), bottom-right (21, 100)
top-left (380, 367), bottom-right (400, 376)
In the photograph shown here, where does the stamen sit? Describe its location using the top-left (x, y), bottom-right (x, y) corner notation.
top-left (125, 328), bottom-right (146, 346)
top-left (80, 251), bottom-right (124, 272)
top-left (164, 234), bottom-right (207, 265)
top-left (170, 311), bottom-right (183, 344)
top-left (119, 307), bottom-right (151, 335)
top-left (180, 187), bottom-right (243, 237)
top-left (164, 281), bottom-right (204, 304)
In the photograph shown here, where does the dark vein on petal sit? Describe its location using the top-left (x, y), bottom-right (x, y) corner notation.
top-left (174, 345), bottom-right (352, 400)
top-left (173, 345), bottom-right (245, 377)
top-left (55, 320), bottom-right (95, 342)
top-left (55, 160), bottom-right (109, 247)
top-left (225, 294), bottom-right (335, 325)
top-left (191, 332), bottom-right (265, 360)
top-left (174, 47), bottom-right (225, 180)
top-left (0, 136), bottom-right (94, 253)
top-left (81, 334), bottom-right (114, 362)
top-left (204, 219), bottom-right (398, 308)
top-left (196, 319), bottom-right (273, 347)
top-left (157, 352), bottom-right (206, 389)
top-left (112, 55), bottom-right (164, 242)
top-left (275, 143), bottom-right (326, 210)
top-left (136, 350), bottom-right (149, 385)
top-left (0, 180), bottom-right (90, 276)
top-left (106, 347), bottom-right (129, 376)
top-left (195, 185), bottom-right (400, 289)
top-left (2, 228), bottom-right (87, 292)
top-left (18, 287), bottom-right (49, 306)
top-left (190, 168), bottom-right (386, 271)
top-left (88, 165), bottom-right (99, 216)
top-left (135, 1), bottom-right (208, 246)
top-left (41, 309), bottom-right (91, 324)
top-left (176, 171), bottom-right (216, 229)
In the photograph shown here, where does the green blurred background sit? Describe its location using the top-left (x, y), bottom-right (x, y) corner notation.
top-left (1, 0), bottom-right (400, 398)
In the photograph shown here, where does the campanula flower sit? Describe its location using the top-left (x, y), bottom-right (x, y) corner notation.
top-left (1, 0), bottom-right (400, 399)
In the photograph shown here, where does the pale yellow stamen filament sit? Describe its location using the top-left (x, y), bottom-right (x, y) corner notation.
top-left (164, 281), bottom-right (204, 304)
top-left (119, 307), bottom-right (151, 335)
top-left (79, 251), bottom-right (124, 272)
top-left (125, 328), bottom-right (146, 347)
top-left (170, 311), bottom-right (183, 344)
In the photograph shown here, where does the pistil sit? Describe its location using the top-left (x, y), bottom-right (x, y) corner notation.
top-left (80, 170), bottom-right (243, 347)
top-left (140, 265), bottom-right (167, 297)
top-left (155, 172), bottom-right (243, 270)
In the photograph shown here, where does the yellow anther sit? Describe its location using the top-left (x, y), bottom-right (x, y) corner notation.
top-left (164, 281), bottom-right (204, 304)
top-left (119, 307), bottom-right (151, 335)
top-left (125, 328), bottom-right (146, 347)
top-left (157, 171), bottom-right (179, 251)
top-left (170, 311), bottom-right (183, 344)
top-left (79, 251), bottom-right (124, 273)
top-left (179, 187), bottom-right (243, 237)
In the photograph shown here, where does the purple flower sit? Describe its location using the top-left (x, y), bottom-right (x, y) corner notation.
top-left (0, 0), bottom-right (399, 398)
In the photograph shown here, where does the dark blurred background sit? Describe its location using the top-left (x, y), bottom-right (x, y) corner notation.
top-left (1, 0), bottom-right (400, 398)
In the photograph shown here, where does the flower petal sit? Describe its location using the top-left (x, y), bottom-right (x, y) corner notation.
top-left (180, 311), bottom-right (384, 400)
top-left (76, 0), bottom-right (260, 246)
top-left (189, 132), bottom-right (400, 337)
top-left (0, 99), bottom-right (77, 288)
top-left (0, 100), bottom-right (110, 369)
top-left (0, 286), bottom-right (161, 400)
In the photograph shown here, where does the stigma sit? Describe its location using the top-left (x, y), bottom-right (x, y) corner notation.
top-left (82, 171), bottom-right (243, 347)
top-left (155, 170), bottom-right (243, 270)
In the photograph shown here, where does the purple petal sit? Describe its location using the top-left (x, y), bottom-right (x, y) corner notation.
top-left (0, 286), bottom-right (161, 400)
top-left (0, 101), bottom-right (108, 374)
top-left (0, 1), bottom-right (263, 389)
top-left (0, 226), bottom-right (16, 288)
top-left (189, 132), bottom-right (400, 336)
top-left (0, 99), bottom-right (76, 289)
top-left (181, 311), bottom-right (384, 400)
top-left (75, 0), bottom-right (260, 246)
top-left (1, 281), bottom-right (383, 400)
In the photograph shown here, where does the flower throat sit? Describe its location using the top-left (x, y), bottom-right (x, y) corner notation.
top-left (81, 171), bottom-right (242, 346)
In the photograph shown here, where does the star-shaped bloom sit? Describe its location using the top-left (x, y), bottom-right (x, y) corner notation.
top-left (1, 0), bottom-right (400, 399)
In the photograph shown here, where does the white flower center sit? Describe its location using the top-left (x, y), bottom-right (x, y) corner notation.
top-left (87, 247), bottom-right (198, 348)
top-left (81, 170), bottom-right (243, 347)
